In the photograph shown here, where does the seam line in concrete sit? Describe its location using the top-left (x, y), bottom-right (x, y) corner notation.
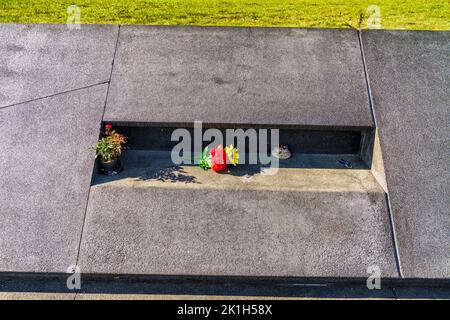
top-left (74, 164), bottom-right (95, 268)
top-left (384, 192), bottom-right (404, 278)
top-left (74, 25), bottom-right (121, 269)
top-left (358, 29), bottom-right (403, 278)
top-left (101, 25), bottom-right (121, 120)
top-left (0, 81), bottom-right (110, 111)
top-left (357, 30), bottom-right (377, 127)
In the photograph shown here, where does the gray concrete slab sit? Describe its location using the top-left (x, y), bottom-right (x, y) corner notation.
top-left (0, 293), bottom-right (75, 300)
top-left (0, 84), bottom-right (108, 272)
top-left (362, 30), bottom-right (450, 278)
top-left (105, 26), bottom-right (372, 127)
top-left (79, 151), bottom-right (397, 277)
top-left (0, 24), bottom-right (118, 108)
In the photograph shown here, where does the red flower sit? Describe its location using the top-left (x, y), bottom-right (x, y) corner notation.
top-left (105, 124), bottom-right (113, 130)
top-left (210, 145), bottom-right (227, 172)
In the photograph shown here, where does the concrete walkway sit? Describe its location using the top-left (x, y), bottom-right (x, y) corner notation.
top-left (0, 24), bottom-right (448, 292)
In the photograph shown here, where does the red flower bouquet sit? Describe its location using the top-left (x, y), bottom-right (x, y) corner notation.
top-left (198, 144), bottom-right (239, 172)
top-left (210, 145), bottom-right (227, 172)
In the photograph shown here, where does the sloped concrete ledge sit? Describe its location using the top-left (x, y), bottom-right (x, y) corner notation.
top-left (78, 167), bottom-right (397, 277)
top-left (104, 26), bottom-right (373, 128)
top-left (361, 30), bottom-right (450, 279)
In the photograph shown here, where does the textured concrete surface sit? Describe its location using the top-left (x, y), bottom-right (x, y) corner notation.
top-left (0, 292), bottom-right (394, 300)
top-left (0, 24), bottom-right (117, 108)
top-left (362, 30), bottom-right (450, 278)
top-left (0, 84), bottom-right (107, 272)
top-left (0, 293), bottom-right (75, 300)
top-left (75, 294), bottom-right (305, 300)
top-left (105, 26), bottom-right (372, 127)
top-left (92, 151), bottom-right (369, 189)
top-left (79, 155), bottom-right (396, 277)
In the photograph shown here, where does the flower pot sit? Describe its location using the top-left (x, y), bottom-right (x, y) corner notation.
top-left (98, 157), bottom-right (122, 176)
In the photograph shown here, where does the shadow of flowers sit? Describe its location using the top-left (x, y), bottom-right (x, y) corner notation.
top-left (142, 165), bottom-right (198, 184)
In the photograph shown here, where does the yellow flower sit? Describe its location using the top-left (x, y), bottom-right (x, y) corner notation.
top-left (225, 144), bottom-right (239, 166)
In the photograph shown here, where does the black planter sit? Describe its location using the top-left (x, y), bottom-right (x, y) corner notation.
top-left (98, 158), bottom-right (123, 176)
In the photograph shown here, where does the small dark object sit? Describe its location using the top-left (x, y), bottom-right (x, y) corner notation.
top-left (338, 159), bottom-right (353, 169)
top-left (98, 158), bottom-right (123, 176)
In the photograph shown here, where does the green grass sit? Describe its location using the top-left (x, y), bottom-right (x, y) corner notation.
top-left (1, 0), bottom-right (449, 30)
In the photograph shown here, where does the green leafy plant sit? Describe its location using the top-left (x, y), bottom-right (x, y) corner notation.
top-left (94, 131), bottom-right (127, 163)
top-left (198, 146), bottom-right (211, 170)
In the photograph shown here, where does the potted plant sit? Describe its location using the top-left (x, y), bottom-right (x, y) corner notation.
top-left (93, 125), bottom-right (127, 176)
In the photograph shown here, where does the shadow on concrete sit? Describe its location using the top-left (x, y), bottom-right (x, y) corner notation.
top-left (138, 165), bottom-right (198, 184)
top-left (92, 158), bottom-right (200, 186)
top-left (1, 273), bottom-right (450, 299)
top-left (91, 150), bottom-right (369, 187)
